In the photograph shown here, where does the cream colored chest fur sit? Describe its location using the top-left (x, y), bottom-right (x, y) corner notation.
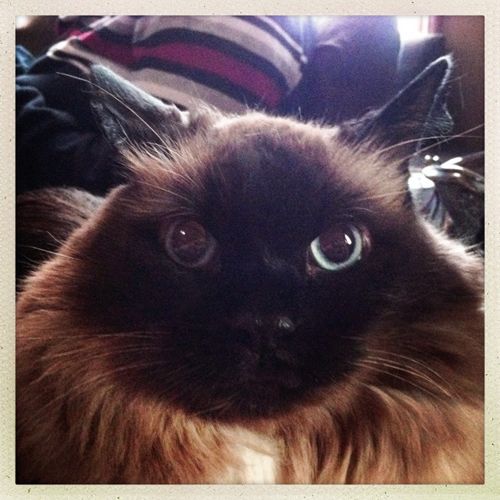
top-left (221, 427), bottom-right (279, 483)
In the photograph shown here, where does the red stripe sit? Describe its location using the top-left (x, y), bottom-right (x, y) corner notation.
top-left (75, 31), bottom-right (282, 107)
top-left (67, 29), bottom-right (89, 38)
top-left (57, 24), bottom-right (85, 38)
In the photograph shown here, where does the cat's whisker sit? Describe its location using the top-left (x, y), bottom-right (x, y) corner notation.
top-left (40, 345), bottom-right (162, 362)
top-left (376, 123), bottom-right (484, 157)
top-left (58, 71), bottom-right (171, 151)
top-left (352, 360), bottom-right (448, 399)
top-left (355, 189), bottom-right (408, 202)
top-left (339, 335), bottom-right (365, 341)
top-left (362, 356), bottom-right (454, 398)
top-left (396, 126), bottom-right (484, 167)
top-left (192, 396), bottom-right (236, 418)
top-left (17, 244), bottom-right (86, 263)
top-left (349, 206), bottom-right (377, 215)
top-left (45, 231), bottom-right (69, 247)
top-left (17, 333), bottom-right (160, 341)
top-left (20, 359), bottom-right (173, 426)
top-left (18, 328), bottom-right (167, 339)
top-left (366, 348), bottom-right (455, 389)
top-left (17, 255), bottom-right (42, 270)
top-left (462, 241), bottom-right (484, 253)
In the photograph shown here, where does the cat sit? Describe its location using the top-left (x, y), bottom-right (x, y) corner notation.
top-left (16, 57), bottom-right (484, 483)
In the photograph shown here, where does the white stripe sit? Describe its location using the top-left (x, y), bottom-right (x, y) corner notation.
top-left (135, 16), bottom-right (304, 87)
top-left (49, 37), bottom-right (289, 111)
top-left (47, 42), bottom-right (91, 73)
top-left (132, 73), bottom-right (248, 113)
top-left (60, 15), bottom-right (132, 34)
top-left (91, 16), bottom-right (137, 34)
top-left (254, 16), bottom-right (305, 55)
top-left (86, 16), bottom-right (304, 89)
top-left (69, 16), bottom-right (137, 35)
top-left (49, 41), bottom-right (248, 112)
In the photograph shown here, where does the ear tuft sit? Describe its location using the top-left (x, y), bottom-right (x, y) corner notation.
top-left (340, 55), bottom-right (454, 163)
top-left (89, 65), bottom-right (191, 149)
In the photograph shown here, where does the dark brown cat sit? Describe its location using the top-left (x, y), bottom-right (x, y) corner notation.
top-left (16, 58), bottom-right (483, 483)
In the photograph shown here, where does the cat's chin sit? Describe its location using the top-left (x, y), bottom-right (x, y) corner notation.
top-left (173, 363), bottom-right (329, 421)
top-left (189, 383), bottom-right (312, 421)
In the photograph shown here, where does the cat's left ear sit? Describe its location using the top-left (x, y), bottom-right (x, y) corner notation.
top-left (340, 55), bottom-right (453, 165)
top-left (89, 65), bottom-right (191, 149)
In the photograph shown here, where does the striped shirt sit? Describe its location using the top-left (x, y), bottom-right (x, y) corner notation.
top-left (49, 16), bottom-right (309, 112)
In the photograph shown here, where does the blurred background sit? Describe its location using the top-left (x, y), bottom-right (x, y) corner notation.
top-left (16, 15), bottom-right (484, 154)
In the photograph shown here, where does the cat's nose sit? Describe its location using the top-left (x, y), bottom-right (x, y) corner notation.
top-left (273, 315), bottom-right (296, 333)
top-left (230, 313), bottom-right (296, 338)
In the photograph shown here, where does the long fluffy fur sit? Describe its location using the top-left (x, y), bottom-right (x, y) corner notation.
top-left (16, 110), bottom-right (483, 484)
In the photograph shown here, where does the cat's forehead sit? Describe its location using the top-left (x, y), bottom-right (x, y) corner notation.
top-left (212, 112), bottom-right (333, 151)
top-left (207, 114), bottom-right (334, 183)
top-left (201, 113), bottom-right (403, 210)
top-left (161, 114), bottom-right (401, 242)
top-left (123, 112), bottom-right (407, 228)
top-left (207, 116), bottom-right (333, 204)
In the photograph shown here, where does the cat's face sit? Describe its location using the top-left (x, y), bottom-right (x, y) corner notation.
top-left (69, 110), bottom-right (451, 419)
top-left (64, 60), bottom-right (464, 419)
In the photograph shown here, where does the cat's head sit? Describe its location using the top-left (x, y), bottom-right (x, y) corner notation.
top-left (62, 58), bottom-right (477, 419)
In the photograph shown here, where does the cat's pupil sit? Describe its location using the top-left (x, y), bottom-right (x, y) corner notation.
top-left (309, 223), bottom-right (367, 271)
top-left (166, 220), bottom-right (215, 267)
top-left (319, 225), bottom-right (355, 263)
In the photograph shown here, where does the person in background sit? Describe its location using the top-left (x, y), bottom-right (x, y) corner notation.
top-left (16, 16), bottom-right (400, 195)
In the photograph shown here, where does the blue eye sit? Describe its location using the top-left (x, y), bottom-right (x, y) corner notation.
top-left (310, 223), bottom-right (368, 271)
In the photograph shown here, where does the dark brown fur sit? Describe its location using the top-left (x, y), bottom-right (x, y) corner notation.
top-left (16, 61), bottom-right (483, 483)
top-left (16, 187), bottom-right (102, 285)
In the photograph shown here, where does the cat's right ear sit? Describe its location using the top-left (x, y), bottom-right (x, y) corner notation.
top-left (339, 56), bottom-right (454, 166)
top-left (89, 65), bottom-right (191, 149)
